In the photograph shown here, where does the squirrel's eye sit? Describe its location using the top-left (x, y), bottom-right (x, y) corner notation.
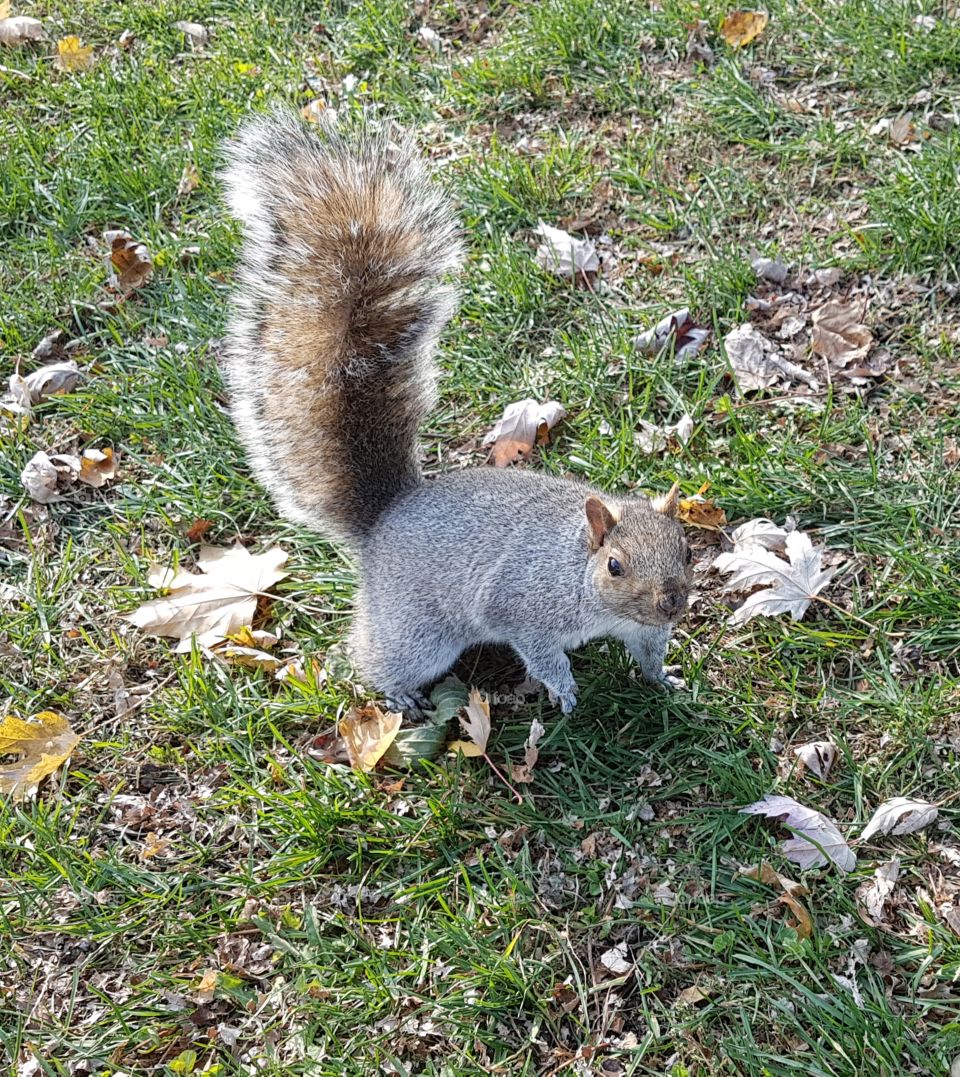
top-left (607, 557), bottom-right (624, 577)
top-left (685, 546), bottom-right (693, 564)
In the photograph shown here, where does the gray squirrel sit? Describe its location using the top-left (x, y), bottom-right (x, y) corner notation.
top-left (221, 112), bottom-right (692, 714)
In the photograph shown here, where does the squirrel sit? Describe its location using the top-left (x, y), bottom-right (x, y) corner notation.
top-left (220, 111), bottom-right (692, 715)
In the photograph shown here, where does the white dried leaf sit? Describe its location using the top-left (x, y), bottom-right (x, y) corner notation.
top-left (3, 374), bottom-right (32, 416)
top-left (633, 308), bottom-right (709, 361)
top-left (741, 793), bottom-right (856, 872)
top-left (599, 942), bottom-right (633, 975)
top-left (794, 740), bottom-right (837, 779)
top-left (533, 222), bottom-right (599, 279)
top-left (811, 301), bottom-right (873, 366)
top-left (860, 797), bottom-right (939, 840)
top-left (417, 25), bottom-right (441, 50)
top-left (723, 323), bottom-right (819, 393)
top-left (858, 858), bottom-right (900, 921)
top-left (126, 544), bottom-right (290, 652)
top-left (714, 530), bottom-right (836, 625)
top-left (633, 413), bottom-right (694, 454)
top-left (730, 517), bottom-right (790, 554)
top-left (0, 15), bottom-right (46, 44)
top-left (173, 20), bottom-right (208, 46)
top-left (20, 451), bottom-right (63, 504)
top-left (752, 255), bottom-right (788, 284)
top-left (482, 398), bottom-right (566, 467)
top-left (24, 361), bottom-right (81, 402)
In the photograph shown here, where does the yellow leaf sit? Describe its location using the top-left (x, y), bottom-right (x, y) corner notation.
top-left (56, 34), bottom-right (94, 70)
top-left (678, 496), bottom-right (727, 531)
top-left (0, 711), bottom-right (80, 802)
top-left (196, 968), bottom-right (218, 1002)
top-left (448, 740), bottom-right (484, 758)
top-left (0, 1), bottom-right (12, 20)
top-left (457, 687), bottom-right (491, 753)
top-left (339, 704), bottom-right (402, 772)
top-left (720, 10), bottom-right (769, 47)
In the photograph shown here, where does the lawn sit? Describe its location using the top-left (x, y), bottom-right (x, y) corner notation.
top-left (2, 0), bottom-right (960, 1074)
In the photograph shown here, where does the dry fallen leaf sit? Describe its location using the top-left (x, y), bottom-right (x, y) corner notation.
top-left (811, 301), bottom-right (873, 366)
top-left (860, 797), bottom-right (939, 840)
top-left (511, 717), bottom-right (544, 783)
top-left (20, 450), bottom-right (63, 503)
top-left (634, 413), bottom-right (694, 454)
top-left (77, 447), bottom-right (117, 488)
top-left (720, 10), bottom-right (769, 47)
top-left (173, 20), bottom-right (208, 47)
top-left (793, 740), bottom-right (837, 779)
top-left (676, 985), bottom-right (712, 1006)
top-left (741, 793), bottom-right (856, 872)
top-left (633, 308), bottom-right (709, 361)
top-left (857, 857), bottom-right (900, 922)
top-left (339, 704), bottom-right (403, 772)
top-left (723, 323), bottom-right (819, 393)
top-left (678, 495), bottom-right (727, 531)
top-left (126, 544), bottom-right (290, 652)
top-left (0, 13), bottom-right (45, 44)
top-left (599, 942), bottom-right (633, 976)
top-left (751, 255), bottom-right (788, 284)
top-left (729, 517), bottom-right (790, 554)
top-left (742, 861), bottom-right (808, 897)
top-left (177, 163), bottom-right (200, 196)
top-left (103, 229), bottom-right (153, 293)
top-left (714, 530), bottom-right (836, 624)
top-left (449, 687), bottom-right (491, 758)
top-left (533, 222), bottom-right (599, 280)
top-left (56, 34), bottom-right (94, 70)
top-left (482, 398), bottom-right (566, 467)
top-left (0, 711), bottom-right (81, 802)
top-left (24, 360), bottom-right (81, 402)
top-left (196, 969), bottom-right (218, 1003)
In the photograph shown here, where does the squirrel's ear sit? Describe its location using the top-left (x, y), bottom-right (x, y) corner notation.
top-left (585, 496), bottom-right (619, 551)
top-left (652, 481), bottom-right (681, 519)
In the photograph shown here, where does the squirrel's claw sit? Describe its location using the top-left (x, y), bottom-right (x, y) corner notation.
top-left (384, 690), bottom-right (434, 719)
top-left (657, 667), bottom-right (686, 691)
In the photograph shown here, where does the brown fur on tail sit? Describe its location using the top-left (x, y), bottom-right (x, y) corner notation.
top-left (221, 112), bottom-right (463, 544)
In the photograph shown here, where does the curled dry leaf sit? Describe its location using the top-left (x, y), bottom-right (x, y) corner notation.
top-left (125, 544), bottom-right (289, 652)
top-left (511, 717), bottom-right (545, 783)
top-left (633, 308), bottom-right (709, 361)
top-left (860, 797), bottom-right (939, 840)
top-left (811, 301), bottom-right (873, 366)
top-left (794, 740), bottom-right (837, 779)
top-left (417, 25), bottom-right (442, 50)
top-left (751, 255), bottom-right (788, 284)
top-left (634, 413), bottom-right (694, 454)
top-left (339, 704), bottom-right (403, 772)
top-left (533, 222), bottom-right (599, 280)
top-left (742, 860), bottom-right (808, 897)
top-left (857, 857), bottom-right (900, 923)
top-left (173, 20), bottom-right (208, 47)
top-left (77, 447), bottom-right (117, 488)
top-left (103, 230), bottom-right (153, 293)
top-left (449, 687), bottom-right (491, 757)
top-left (0, 14), bottom-right (45, 44)
top-left (24, 360), bottom-right (81, 402)
top-left (741, 793), bottom-right (856, 872)
top-left (730, 517), bottom-right (790, 554)
top-left (20, 450), bottom-right (62, 503)
top-left (599, 942), bottom-right (633, 976)
top-left (676, 985), bottom-right (712, 1006)
top-left (723, 323), bottom-right (819, 393)
top-left (56, 35), bottom-right (94, 70)
top-left (177, 163), bottom-right (200, 197)
top-left (218, 625), bottom-right (282, 672)
top-left (0, 711), bottom-right (81, 802)
top-left (720, 9), bottom-right (769, 47)
top-left (678, 495), bottom-right (727, 531)
top-left (482, 398), bottom-right (566, 467)
top-left (714, 530), bottom-right (836, 625)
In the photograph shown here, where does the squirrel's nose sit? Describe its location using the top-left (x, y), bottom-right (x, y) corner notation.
top-left (656, 592), bottom-right (684, 618)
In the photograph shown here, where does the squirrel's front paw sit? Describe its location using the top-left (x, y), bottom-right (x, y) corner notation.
top-left (656, 666), bottom-right (685, 691)
top-left (547, 683), bottom-right (578, 714)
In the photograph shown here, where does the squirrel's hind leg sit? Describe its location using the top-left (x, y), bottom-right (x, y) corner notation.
top-left (349, 617), bottom-right (464, 717)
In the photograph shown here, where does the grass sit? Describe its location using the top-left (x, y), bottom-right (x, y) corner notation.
top-left (2, 0), bottom-right (960, 1074)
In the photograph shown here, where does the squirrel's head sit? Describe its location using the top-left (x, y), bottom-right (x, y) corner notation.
top-left (585, 483), bottom-right (691, 626)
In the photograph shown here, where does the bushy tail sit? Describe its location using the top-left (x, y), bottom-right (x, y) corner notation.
top-left (220, 111), bottom-right (463, 545)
